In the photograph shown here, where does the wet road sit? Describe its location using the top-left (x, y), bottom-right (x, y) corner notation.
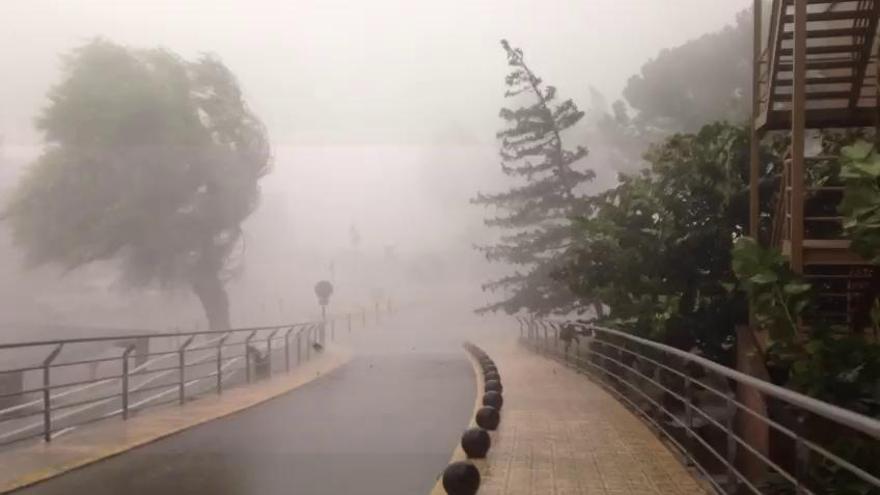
top-left (16, 312), bottom-right (477, 495)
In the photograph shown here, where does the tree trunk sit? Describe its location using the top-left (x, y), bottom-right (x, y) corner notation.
top-left (191, 268), bottom-right (231, 331)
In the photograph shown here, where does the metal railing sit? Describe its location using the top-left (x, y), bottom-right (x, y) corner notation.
top-left (0, 309), bottom-right (369, 448)
top-left (517, 317), bottom-right (880, 495)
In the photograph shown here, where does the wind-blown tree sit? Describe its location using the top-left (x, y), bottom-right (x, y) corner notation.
top-left (3, 40), bottom-right (271, 330)
top-left (473, 40), bottom-right (594, 315)
top-left (556, 123), bottom-right (778, 362)
top-left (586, 9), bottom-right (752, 174)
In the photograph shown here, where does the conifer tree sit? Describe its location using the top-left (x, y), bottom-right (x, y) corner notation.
top-left (473, 40), bottom-right (594, 315)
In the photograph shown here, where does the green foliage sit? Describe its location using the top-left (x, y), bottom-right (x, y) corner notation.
top-left (3, 39), bottom-right (271, 329)
top-left (622, 10), bottom-right (751, 133)
top-left (731, 238), bottom-right (880, 418)
top-left (473, 40), bottom-right (594, 315)
top-left (839, 140), bottom-right (880, 263)
top-left (731, 237), bottom-right (810, 341)
top-left (558, 122), bottom-right (758, 361)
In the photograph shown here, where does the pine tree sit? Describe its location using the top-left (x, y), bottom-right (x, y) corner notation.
top-left (473, 40), bottom-right (594, 315)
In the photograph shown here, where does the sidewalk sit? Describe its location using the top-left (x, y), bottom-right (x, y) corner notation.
top-left (475, 340), bottom-right (709, 495)
top-left (0, 347), bottom-right (351, 493)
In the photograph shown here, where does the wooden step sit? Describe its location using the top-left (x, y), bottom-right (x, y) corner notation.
top-left (776, 60), bottom-right (861, 71)
top-left (781, 27), bottom-right (870, 40)
top-left (775, 91), bottom-right (853, 101)
top-left (782, 11), bottom-right (871, 23)
top-left (783, 239), bottom-right (875, 265)
top-left (775, 76), bottom-right (857, 86)
top-left (779, 45), bottom-right (862, 56)
top-left (783, 0), bottom-right (868, 5)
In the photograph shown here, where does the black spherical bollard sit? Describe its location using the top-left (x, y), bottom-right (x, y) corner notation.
top-left (483, 390), bottom-right (503, 410)
top-left (485, 370), bottom-right (500, 382)
top-left (460, 427), bottom-right (491, 458)
top-left (483, 364), bottom-right (497, 374)
top-left (442, 460), bottom-right (480, 495)
top-left (475, 406), bottom-right (500, 431)
top-left (485, 379), bottom-right (503, 393)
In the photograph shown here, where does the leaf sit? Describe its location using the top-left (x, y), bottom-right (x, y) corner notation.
top-left (783, 282), bottom-right (811, 295)
top-left (841, 141), bottom-right (874, 162)
top-left (750, 272), bottom-right (778, 284)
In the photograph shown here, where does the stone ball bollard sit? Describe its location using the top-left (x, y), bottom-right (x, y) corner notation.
top-left (483, 364), bottom-right (497, 374)
top-left (475, 405), bottom-right (500, 431)
top-left (442, 460), bottom-right (481, 495)
top-left (485, 370), bottom-right (500, 382)
top-left (461, 427), bottom-right (491, 458)
top-left (483, 390), bottom-right (503, 410)
top-left (485, 379), bottom-right (503, 393)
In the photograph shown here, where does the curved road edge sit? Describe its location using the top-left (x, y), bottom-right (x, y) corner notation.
top-left (429, 344), bottom-right (485, 495)
top-left (0, 347), bottom-right (352, 494)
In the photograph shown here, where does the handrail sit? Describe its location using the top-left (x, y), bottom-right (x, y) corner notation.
top-left (579, 322), bottom-right (879, 440)
top-left (520, 317), bottom-right (880, 494)
top-left (0, 306), bottom-right (380, 447)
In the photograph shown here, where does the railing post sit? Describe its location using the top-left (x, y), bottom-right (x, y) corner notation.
top-left (178, 336), bottom-right (195, 405)
top-left (266, 329), bottom-right (280, 378)
top-left (725, 392), bottom-right (738, 493)
top-left (375, 301), bottom-right (380, 324)
top-left (285, 326), bottom-right (295, 373)
top-left (296, 329), bottom-right (303, 364)
top-left (42, 344), bottom-right (63, 442)
top-left (683, 374), bottom-right (695, 465)
top-left (331, 319), bottom-right (336, 341)
top-left (305, 326), bottom-right (312, 360)
top-left (216, 334), bottom-right (230, 394)
top-left (652, 364), bottom-right (663, 424)
top-left (542, 322), bottom-right (549, 353)
top-left (794, 413), bottom-right (809, 494)
top-left (244, 330), bottom-right (257, 384)
top-left (122, 344), bottom-right (136, 420)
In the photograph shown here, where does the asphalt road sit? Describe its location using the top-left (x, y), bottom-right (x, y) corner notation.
top-left (16, 343), bottom-right (476, 495)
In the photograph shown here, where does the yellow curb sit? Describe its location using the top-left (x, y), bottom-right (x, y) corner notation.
top-left (1, 347), bottom-right (352, 494)
top-left (429, 345), bottom-right (487, 495)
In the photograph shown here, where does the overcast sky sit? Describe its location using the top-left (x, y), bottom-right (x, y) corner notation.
top-left (3, 0), bottom-right (749, 148)
top-left (0, 0), bottom-right (752, 302)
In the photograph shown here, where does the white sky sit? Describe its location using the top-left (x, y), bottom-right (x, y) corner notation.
top-left (0, 0), bottom-right (752, 275)
top-left (3, 0), bottom-right (750, 147)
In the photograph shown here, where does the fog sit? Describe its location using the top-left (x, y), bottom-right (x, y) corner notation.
top-left (0, 0), bottom-right (749, 338)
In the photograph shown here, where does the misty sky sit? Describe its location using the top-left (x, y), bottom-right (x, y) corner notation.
top-left (0, 1), bottom-right (750, 325)
top-left (4, 0), bottom-right (749, 148)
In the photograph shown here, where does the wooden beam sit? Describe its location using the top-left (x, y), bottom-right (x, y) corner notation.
top-left (782, 11), bottom-right (870, 22)
top-left (849, 4), bottom-right (880, 108)
top-left (781, 27), bottom-right (869, 39)
top-left (762, 107), bottom-right (877, 130)
top-left (790, 0), bottom-right (807, 273)
top-left (751, 0), bottom-right (762, 240)
top-left (774, 90), bottom-right (853, 101)
top-left (774, 75), bottom-right (856, 86)
top-left (776, 59), bottom-right (861, 71)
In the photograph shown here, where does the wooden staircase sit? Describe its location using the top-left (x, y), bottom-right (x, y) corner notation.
top-left (756, 0), bottom-right (880, 332)
top-left (757, 0), bottom-right (880, 130)
top-left (770, 151), bottom-right (879, 328)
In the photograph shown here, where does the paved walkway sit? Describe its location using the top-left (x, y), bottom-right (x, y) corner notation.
top-left (475, 340), bottom-right (709, 495)
top-left (6, 307), bottom-right (477, 495)
top-left (0, 347), bottom-right (351, 493)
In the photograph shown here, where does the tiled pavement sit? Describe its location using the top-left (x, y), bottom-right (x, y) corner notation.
top-left (475, 340), bottom-right (710, 495)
